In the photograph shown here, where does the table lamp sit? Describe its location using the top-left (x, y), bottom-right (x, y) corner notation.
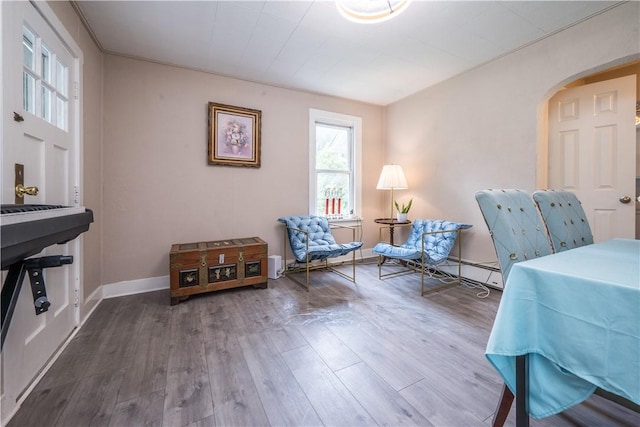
top-left (376, 164), bottom-right (408, 219)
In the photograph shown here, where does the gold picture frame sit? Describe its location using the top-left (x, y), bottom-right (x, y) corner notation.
top-left (208, 102), bottom-right (261, 167)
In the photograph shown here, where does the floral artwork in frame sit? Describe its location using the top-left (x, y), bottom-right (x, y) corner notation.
top-left (208, 102), bottom-right (261, 167)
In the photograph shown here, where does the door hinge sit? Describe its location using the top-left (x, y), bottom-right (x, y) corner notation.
top-left (74, 81), bottom-right (79, 100)
top-left (74, 185), bottom-right (80, 206)
top-left (74, 289), bottom-right (79, 307)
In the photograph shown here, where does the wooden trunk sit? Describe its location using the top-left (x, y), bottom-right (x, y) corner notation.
top-left (169, 237), bottom-right (267, 305)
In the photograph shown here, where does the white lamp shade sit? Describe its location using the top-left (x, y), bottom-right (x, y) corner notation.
top-left (376, 164), bottom-right (408, 190)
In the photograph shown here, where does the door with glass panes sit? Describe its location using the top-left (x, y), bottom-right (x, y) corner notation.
top-left (1, 1), bottom-right (81, 419)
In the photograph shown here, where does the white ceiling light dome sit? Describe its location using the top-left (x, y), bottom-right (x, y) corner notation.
top-left (336, 0), bottom-right (412, 24)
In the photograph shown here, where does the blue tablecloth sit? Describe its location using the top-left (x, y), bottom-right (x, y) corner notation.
top-left (486, 239), bottom-right (640, 418)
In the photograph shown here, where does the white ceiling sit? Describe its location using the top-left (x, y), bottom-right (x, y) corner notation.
top-left (73, 0), bottom-right (621, 106)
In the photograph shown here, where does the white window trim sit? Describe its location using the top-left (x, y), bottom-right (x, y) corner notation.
top-left (309, 108), bottom-right (362, 219)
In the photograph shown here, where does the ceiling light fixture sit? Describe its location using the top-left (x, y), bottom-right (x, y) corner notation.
top-left (336, 0), bottom-right (412, 24)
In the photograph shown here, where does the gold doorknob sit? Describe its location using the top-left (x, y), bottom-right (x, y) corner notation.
top-left (619, 195), bottom-right (632, 204)
top-left (15, 184), bottom-right (39, 198)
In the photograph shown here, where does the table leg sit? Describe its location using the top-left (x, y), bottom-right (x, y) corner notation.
top-left (516, 355), bottom-right (529, 427)
top-left (388, 225), bottom-right (395, 246)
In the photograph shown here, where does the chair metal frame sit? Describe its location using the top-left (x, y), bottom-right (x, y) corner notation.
top-left (281, 222), bottom-right (359, 291)
top-left (375, 223), bottom-right (468, 296)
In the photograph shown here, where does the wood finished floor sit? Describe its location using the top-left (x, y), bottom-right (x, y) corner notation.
top-left (8, 262), bottom-right (640, 427)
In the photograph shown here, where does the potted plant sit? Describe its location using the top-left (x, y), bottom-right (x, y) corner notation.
top-left (394, 198), bottom-right (412, 222)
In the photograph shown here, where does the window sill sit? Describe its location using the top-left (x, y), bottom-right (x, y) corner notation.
top-left (327, 215), bottom-right (362, 223)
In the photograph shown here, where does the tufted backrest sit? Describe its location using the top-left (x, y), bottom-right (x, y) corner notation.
top-left (475, 189), bottom-right (552, 282)
top-left (405, 219), bottom-right (472, 264)
top-left (277, 215), bottom-right (337, 260)
top-left (532, 190), bottom-right (593, 252)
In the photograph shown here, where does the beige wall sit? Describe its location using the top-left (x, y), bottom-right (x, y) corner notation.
top-left (102, 56), bottom-right (384, 284)
top-left (384, 1), bottom-right (640, 265)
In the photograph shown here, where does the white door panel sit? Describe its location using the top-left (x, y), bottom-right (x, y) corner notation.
top-left (47, 142), bottom-right (70, 205)
top-left (1, 1), bottom-right (81, 422)
top-left (549, 75), bottom-right (636, 241)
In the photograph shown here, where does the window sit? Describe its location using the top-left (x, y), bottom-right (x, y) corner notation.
top-left (22, 24), bottom-right (68, 131)
top-left (309, 109), bottom-right (362, 219)
top-left (23, 27), bottom-right (36, 113)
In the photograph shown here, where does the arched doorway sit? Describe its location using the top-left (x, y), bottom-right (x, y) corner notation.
top-left (537, 59), bottom-right (640, 240)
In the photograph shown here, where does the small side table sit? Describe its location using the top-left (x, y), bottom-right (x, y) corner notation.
top-left (374, 218), bottom-right (411, 246)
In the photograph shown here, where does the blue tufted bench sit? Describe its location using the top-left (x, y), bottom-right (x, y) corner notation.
top-left (277, 215), bottom-right (363, 291)
top-left (372, 219), bottom-right (471, 295)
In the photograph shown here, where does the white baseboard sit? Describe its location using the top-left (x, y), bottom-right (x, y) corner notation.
top-left (102, 275), bottom-right (169, 299)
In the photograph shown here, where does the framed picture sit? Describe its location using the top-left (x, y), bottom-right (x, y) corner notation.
top-left (208, 102), bottom-right (261, 167)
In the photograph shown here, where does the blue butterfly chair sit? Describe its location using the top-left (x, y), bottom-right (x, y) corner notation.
top-left (277, 215), bottom-right (363, 291)
top-left (532, 189), bottom-right (593, 252)
top-left (372, 219), bottom-right (472, 295)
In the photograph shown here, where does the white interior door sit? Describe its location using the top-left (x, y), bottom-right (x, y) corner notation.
top-left (1, 1), bottom-right (81, 421)
top-left (548, 75), bottom-right (636, 241)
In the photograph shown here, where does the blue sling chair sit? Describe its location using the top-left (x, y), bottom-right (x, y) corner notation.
top-left (372, 219), bottom-right (472, 296)
top-left (277, 215), bottom-right (363, 291)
